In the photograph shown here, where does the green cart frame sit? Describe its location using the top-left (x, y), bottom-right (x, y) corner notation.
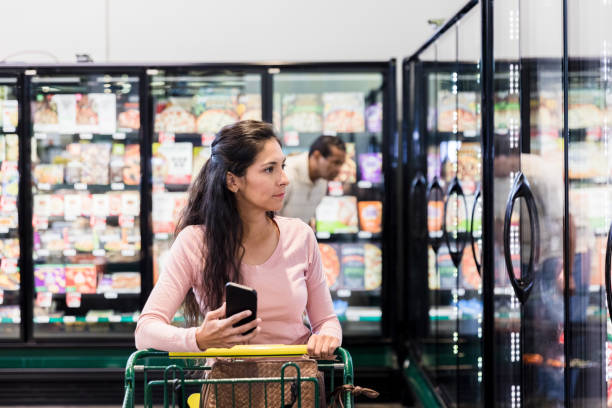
top-left (122, 345), bottom-right (354, 408)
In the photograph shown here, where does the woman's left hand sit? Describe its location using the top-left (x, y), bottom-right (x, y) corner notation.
top-left (307, 333), bottom-right (340, 360)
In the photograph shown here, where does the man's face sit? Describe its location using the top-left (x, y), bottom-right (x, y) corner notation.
top-left (315, 146), bottom-right (346, 181)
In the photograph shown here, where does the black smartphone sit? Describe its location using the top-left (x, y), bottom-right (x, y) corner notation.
top-left (225, 282), bottom-right (257, 334)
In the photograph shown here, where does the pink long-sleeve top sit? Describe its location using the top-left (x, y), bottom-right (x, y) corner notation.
top-left (135, 216), bottom-right (342, 352)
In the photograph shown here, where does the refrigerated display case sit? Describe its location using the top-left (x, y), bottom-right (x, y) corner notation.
top-left (26, 68), bottom-right (144, 339)
top-left (147, 67), bottom-right (264, 324)
top-left (405, 0), bottom-right (612, 407)
top-left (270, 63), bottom-right (397, 339)
top-left (0, 74), bottom-right (21, 340)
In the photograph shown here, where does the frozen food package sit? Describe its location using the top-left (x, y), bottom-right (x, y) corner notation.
top-left (0, 263), bottom-right (19, 291)
top-left (109, 143), bottom-right (125, 184)
top-left (365, 102), bottom-right (383, 133)
top-left (341, 244), bottom-right (365, 290)
top-left (154, 98), bottom-right (197, 133)
top-left (315, 196), bottom-right (358, 234)
top-left (152, 192), bottom-right (186, 234)
top-left (123, 144), bottom-right (140, 185)
top-left (80, 143), bottom-right (111, 185)
top-left (33, 164), bottom-right (64, 185)
top-left (192, 146), bottom-right (210, 178)
top-left (1, 161), bottom-right (19, 197)
top-left (334, 142), bottom-right (356, 184)
top-left (364, 243), bottom-right (382, 290)
top-left (323, 92), bottom-right (365, 133)
top-left (281, 94), bottom-right (323, 133)
top-left (34, 264), bottom-right (66, 293)
top-left (49, 195), bottom-right (64, 217)
top-left (318, 243), bottom-right (342, 290)
top-left (358, 153), bottom-right (383, 183)
top-left (65, 264), bottom-right (97, 294)
top-left (194, 93), bottom-right (239, 134)
top-left (34, 195), bottom-right (52, 217)
top-left (32, 96), bottom-right (60, 133)
top-left (91, 194), bottom-right (110, 217)
top-left (457, 142), bottom-right (481, 195)
top-left (358, 201), bottom-right (382, 233)
top-left (5, 134), bottom-right (18, 162)
top-left (75, 93), bottom-right (117, 134)
top-left (111, 272), bottom-right (141, 293)
top-left (2, 100), bottom-right (18, 132)
top-left (1, 239), bottom-right (19, 259)
top-left (117, 101), bottom-right (140, 130)
top-left (238, 94), bottom-right (262, 121)
top-left (158, 142), bottom-right (193, 185)
top-left (121, 192), bottom-right (140, 217)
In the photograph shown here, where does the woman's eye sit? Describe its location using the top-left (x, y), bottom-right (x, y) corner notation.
top-left (265, 167), bottom-right (274, 173)
top-left (281, 164), bottom-right (286, 170)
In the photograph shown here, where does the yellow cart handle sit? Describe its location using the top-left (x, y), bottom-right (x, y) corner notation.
top-left (169, 344), bottom-right (308, 358)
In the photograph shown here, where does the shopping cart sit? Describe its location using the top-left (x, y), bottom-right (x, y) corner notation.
top-left (122, 345), bottom-right (354, 408)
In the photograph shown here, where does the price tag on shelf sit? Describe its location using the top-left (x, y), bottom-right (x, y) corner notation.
top-left (37, 249), bottom-right (50, 257)
top-left (337, 289), bottom-right (352, 298)
top-left (357, 231), bottom-right (373, 239)
top-left (38, 183), bottom-right (51, 191)
top-left (65, 214), bottom-right (77, 221)
top-left (159, 132), bottom-right (175, 144)
top-left (34, 133), bottom-right (47, 140)
top-left (109, 315), bottom-right (122, 323)
top-left (322, 130), bottom-right (337, 136)
top-left (111, 183), bottom-right (125, 191)
top-left (113, 132), bottom-right (126, 140)
top-left (74, 183), bottom-right (88, 191)
top-left (121, 249), bottom-right (136, 257)
top-left (79, 133), bottom-right (93, 140)
top-left (63, 315), bottom-right (77, 323)
top-left (104, 292), bottom-right (118, 299)
top-left (155, 233), bottom-right (169, 240)
top-left (86, 315), bottom-right (98, 323)
top-left (316, 232), bottom-right (331, 239)
top-left (36, 292), bottom-right (52, 308)
top-left (0, 228), bottom-right (8, 234)
top-left (201, 133), bottom-right (215, 146)
top-left (93, 249), bottom-right (106, 257)
top-left (63, 248), bottom-right (77, 257)
top-left (119, 215), bottom-right (134, 228)
top-left (357, 181), bottom-right (373, 189)
top-left (34, 316), bottom-right (50, 324)
top-left (66, 293), bottom-right (81, 308)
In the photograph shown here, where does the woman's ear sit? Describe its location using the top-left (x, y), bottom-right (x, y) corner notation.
top-left (226, 171), bottom-right (239, 193)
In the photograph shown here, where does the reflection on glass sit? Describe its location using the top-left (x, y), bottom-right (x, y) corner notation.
top-left (568, 0), bottom-right (612, 405)
top-left (273, 72), bottom-right (384, 337)
top-left (0, 77), bottom-right (20, 339)
top-left (30, 73), bottom-right (142, 338)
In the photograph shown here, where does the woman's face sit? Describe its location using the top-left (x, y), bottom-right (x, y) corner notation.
top-left (232, 138), bottom-right (289, 214)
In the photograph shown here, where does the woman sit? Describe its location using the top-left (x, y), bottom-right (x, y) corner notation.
top-left (135, 120), bottom-right (341, 359)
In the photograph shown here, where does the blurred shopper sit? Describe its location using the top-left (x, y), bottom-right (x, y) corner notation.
top-left (279, 135), bottom-right (346, 225)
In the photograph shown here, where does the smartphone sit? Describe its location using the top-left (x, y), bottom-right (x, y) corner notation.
top-left (225, 282), bottom-right (257, 334)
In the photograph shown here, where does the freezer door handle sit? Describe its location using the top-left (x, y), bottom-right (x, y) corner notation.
top-left (503, 171), bottom-right (540, 304)
top-left (470, 186), bottom-right (482, 276)
top-left (605, 221), bottom-right (612, 324)
top-left (409, 171), bottom-right (427, 240)
top-left (443, 177), bottom-right (468, 267)
top-left (426, 177), bottom-right (444, 253)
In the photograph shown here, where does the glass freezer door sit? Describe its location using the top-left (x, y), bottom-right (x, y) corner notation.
top-left (149, 70), bottom-right (262, 325)
top-left (29, 72), bottom-right (142, 339)
top-left (272, 71), bottom-right (384, 337)
top-left (0, 76), bottom-right (21, 340)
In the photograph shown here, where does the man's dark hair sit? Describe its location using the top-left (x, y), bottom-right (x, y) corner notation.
top-left (308, 135), bottom-right (346, 158)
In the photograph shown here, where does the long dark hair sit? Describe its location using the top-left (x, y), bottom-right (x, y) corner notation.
top-left (175, 120), bottom-right (281, 326)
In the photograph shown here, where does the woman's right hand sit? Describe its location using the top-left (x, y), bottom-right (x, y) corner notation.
top-left (195, 302), bottom-right (261, 351)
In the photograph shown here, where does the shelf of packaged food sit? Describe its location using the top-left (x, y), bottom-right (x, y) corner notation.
top-left (45, 292), bottom-right (140, 299)
top-left (34, 183), bottom-right (140, 193)
top-left (154, 133), bottom-right (210, 147)
top-left (34, 248), bottom-right (140, 260)
top-left (315, 231), bottom-right (381, 242)
top-left (337, 307), bottom-right (382, 322)
top-left (32, 314), bottom-right (184, 324)
top-left (33, 130), bottom-right (139, 140)
top-left (331, 288), bottom-right (381, 298)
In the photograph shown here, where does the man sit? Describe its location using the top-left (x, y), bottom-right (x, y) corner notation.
top-left (279, 135), bottom-right (346, 225)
